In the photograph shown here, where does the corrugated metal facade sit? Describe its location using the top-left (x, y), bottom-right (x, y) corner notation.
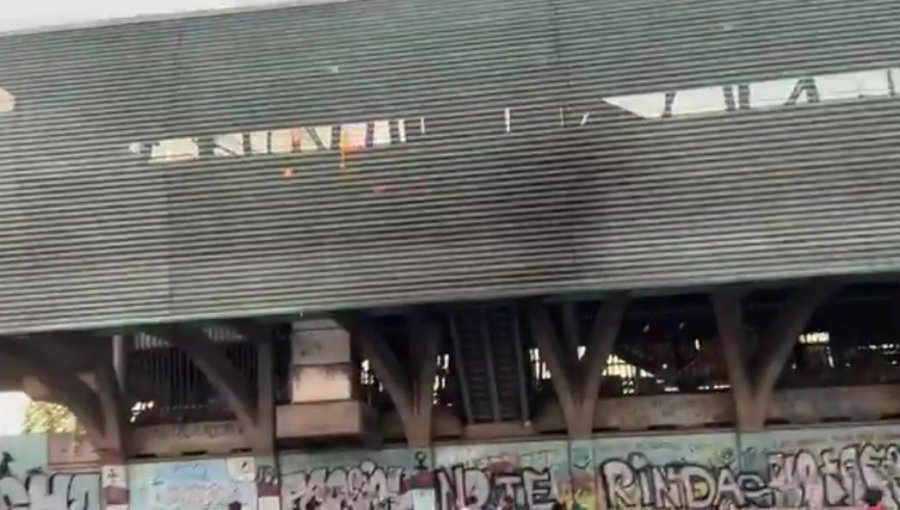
top-left (0, 0), bottom-right (898, 333)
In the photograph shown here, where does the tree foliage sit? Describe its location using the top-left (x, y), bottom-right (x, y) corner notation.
top-left (22, 400), bottom-right (76, 434)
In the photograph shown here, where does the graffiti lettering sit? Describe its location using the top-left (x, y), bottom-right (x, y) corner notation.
top-left (600, 453), bottom-right (768, 510)
top-left (0, 452), bottom-right (99, 510)
top-left (138, 459), bottom-right (255, 510)
top-left (282, 460), bottom-right (560, 510)
top-left (150, 483), bottom-right (243, 508)
top-left (599, 443), bottom-right (900, 510)
top-left (434, 464), bottom-right (555, 510)
top-left (283, 461), bottom-right (409, 510)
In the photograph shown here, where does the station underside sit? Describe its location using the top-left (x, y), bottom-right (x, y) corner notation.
top-left (5, 275), bottom-right (899, 460)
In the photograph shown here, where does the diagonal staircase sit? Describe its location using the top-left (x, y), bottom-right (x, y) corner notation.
top-left (446, 304), bottom-right (530, 423)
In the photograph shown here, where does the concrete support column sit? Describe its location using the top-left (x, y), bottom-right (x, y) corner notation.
top-left (256, 337), bottom-right (276, 453)
top-left (111, 334), bottom-right (128, 392)
top-left (2, 335), bottom-right (126, 459)
top-left (344, 313), bottom-right (440, 447)
top-left (529, 295), bottom-right (627, 439)
top-left (567, 439), bottom-right (597, 510)
top-left (276, 319), bottom-right (370, 440)
top-left (712, 279), bottom-right (839, 430)
top-left (289, 319), bottom-right (357, 404)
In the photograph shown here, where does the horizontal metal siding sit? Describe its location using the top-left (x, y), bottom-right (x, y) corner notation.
top-left (0, 0), bottom-right (898, 333)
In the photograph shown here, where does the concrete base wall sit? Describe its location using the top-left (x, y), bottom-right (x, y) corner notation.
top-left (14, 421), bottom-right (900, 510)
top-left (23, 384), bottom-right (883, 510)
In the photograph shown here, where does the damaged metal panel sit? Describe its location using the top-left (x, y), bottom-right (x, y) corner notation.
top-left (0, 0), bottom-right (899, 332)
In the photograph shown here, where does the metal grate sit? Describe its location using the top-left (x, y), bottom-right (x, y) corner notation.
top-left (127, 329), bottom-right (258, 425)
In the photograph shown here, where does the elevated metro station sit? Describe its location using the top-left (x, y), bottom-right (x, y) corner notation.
top-left (0, 0), bottom-right (900, 509)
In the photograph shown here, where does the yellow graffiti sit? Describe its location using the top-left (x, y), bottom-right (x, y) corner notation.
top-left (559, 479), bottom-right (596, 510)
top-left (700, 447), bottom-right (734, 468)
top-left (339, 130), bottom-right (361, 170)
top-left (691, 477), bottom-right (711, 502)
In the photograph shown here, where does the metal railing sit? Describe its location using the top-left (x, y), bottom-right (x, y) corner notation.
top-left (127, 328), bottom-right (259, 425)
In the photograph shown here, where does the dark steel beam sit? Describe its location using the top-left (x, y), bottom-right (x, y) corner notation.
top-left (510, 306), bottom-right (531, 423)
top-left (447, 313), bottom-right (474, 424)
top-left (480, 309), bottom-right (502, 423)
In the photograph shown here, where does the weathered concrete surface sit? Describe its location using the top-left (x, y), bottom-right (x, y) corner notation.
top-left (291, 319), bottom-right (352, 366)
top-left (381, 407), bottom-right (463, 441)
top-left (276, 401), bottom-right (370, 438)
top-left (130, 421), bottom-right (249, 457)
top-left (290, 320), bottom-right (355, 404)
top-left (23, 373), bottom-right (98, 400)
top-left (48, 433), bottom-right (100, 471)
top-left (532, 384), bottom-right (900, 432)
top-left (593, 392), bottom-right (734, 430)
top-left (123, 384), bottom-right (900, 457)
top-left (290, 365), bottom-right (355, 402)
top-left (768, 384), bottom-right (900, 423)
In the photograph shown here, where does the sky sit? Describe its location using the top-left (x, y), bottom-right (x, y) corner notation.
top-left (0, 0), bottom-right (308, 34)
top-left (0, 392), bottom-right (29, 436)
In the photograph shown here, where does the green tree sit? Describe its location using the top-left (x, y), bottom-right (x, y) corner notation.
top-left (22, 401), bottom-right (76, 434)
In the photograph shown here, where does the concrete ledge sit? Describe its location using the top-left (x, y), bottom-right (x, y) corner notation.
top-left (48, 433), bottom-right (100, 471)
top-left (276, 400), bottom-right (369, 438)
top-left (534, 393), bottom-right (732, 433)
top-left (534, 385), bottom-right (900, 432)
top-left (462, 422), bottom-right (538, 440)
top-left (768, 384), bottom-right (900, 423)
top-left (112, 385), bottom-right (900, 456)
top-left (594, 391), bottom-right (734, 430)
top-left (131, 420), bottom-right (249, 457)
top-left (380, 406), bottom-right (462, 441)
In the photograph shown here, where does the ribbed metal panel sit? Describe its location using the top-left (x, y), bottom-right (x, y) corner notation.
top-left (1, 0), bottom-right (899, 333)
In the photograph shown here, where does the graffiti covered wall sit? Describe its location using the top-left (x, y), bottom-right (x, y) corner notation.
top-left (433, 440), bottom-right (580, 510)
top-left (595, 426), bottom-right (900, 510)
top-left (128, 456), bottom-right (280, 510)
top-left (276, 425), bottom-right (900, 510)
top-left (742, 427), bottom-right (900, 510)
top-left (277, 442), bottom-right (582, 510)
top-left (0, 434), bottom-right (101, 510)
top-left (2, 425), bottom-right (900, 510)
top-left (279, 447), bottom-right (428, 510)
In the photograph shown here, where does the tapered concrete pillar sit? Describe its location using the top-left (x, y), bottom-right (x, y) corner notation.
top-left (712, 279), bottom-right (839, 430)
top-left (2, 335), bottom-right (126, 459)
top-left (342, 314), bottom-right (440, 447)
top-left (530, 296), bottom-right (627, 439)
